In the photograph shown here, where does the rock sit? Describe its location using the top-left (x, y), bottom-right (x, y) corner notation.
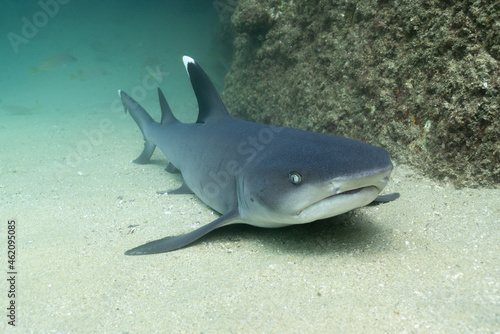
top-left (222, 0), bottom-right (499, 187)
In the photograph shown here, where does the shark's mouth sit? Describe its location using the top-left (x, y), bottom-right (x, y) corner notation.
top-left (311, 186), bottom-right (371, 207)
top-left (336, 187), bottom-right (365, 195)
top-left (295, 186), bottom-right (380, 222)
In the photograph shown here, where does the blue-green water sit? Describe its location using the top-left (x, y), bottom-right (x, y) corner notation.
top-left (0, 0), bottom-right (228, 121)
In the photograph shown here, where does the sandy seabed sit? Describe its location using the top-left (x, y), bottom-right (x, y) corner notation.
top-left (1, 1), bottom-right (498, 331)
top-left (0, 104), bottom-right (498, 333)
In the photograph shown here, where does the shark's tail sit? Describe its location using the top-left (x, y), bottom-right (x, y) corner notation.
top-left (118, 90), bottom-right (156, 164)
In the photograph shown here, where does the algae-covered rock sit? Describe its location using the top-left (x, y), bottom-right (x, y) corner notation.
top-left (222, 0), bottom-right (499, 187)
top-left (231, 0), bottom-right (273, 35)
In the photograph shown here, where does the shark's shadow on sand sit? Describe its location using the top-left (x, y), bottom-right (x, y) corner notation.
top-left (146, 216), bottom-right (391, 255)
top-left (131, 196), bottom-right (394, 256)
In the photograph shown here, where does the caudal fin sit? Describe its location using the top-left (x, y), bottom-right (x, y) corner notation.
top-left (118, 90), bottom-right (156, 164)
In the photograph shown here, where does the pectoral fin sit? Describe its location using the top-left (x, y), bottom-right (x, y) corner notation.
top-left (124, 209), bottom-right (241, 255)
top-left (371, 192), bottom-right (400, 204)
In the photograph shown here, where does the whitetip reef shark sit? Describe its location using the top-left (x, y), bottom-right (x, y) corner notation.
top-left (119, 56), bottom-right (399, 255)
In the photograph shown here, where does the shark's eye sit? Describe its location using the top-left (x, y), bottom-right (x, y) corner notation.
top-left (289, 172), bottom-right (302, 185)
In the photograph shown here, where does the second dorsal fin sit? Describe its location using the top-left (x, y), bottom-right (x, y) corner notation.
top-left (157, 88), bottom-right (179, 126)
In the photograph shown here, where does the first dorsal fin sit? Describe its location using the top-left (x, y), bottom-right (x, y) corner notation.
top-left (183, 56), bottom-right (230, 123)
top-left (158, 88), bottom-right (179, 126)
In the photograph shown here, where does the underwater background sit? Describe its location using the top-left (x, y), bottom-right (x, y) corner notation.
top-left (1, 0), bottom-right (229, 123)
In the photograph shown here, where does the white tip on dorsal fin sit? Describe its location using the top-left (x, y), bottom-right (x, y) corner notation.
top-left (182, 56), bottom-right (194, 76)
top-left (117, 89), bottom-right (122, 97)
top-left (181, 55), bottom-right (230, 123)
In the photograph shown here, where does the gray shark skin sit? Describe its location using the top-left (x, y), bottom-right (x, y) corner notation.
top-left (119, 56), bottom-right (398, 255)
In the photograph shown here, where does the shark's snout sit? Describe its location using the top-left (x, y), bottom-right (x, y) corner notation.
top-left (293, 166), bottom-right (393, 222)
top-left (332, 165), bottom-right (393, 194)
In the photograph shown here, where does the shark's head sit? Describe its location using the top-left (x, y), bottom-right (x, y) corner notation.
top-left (238, 128), bottom-right (393, 227)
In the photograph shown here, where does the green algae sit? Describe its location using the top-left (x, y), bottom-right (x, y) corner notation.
top-left (222, 0), bottom-right (499, 187)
